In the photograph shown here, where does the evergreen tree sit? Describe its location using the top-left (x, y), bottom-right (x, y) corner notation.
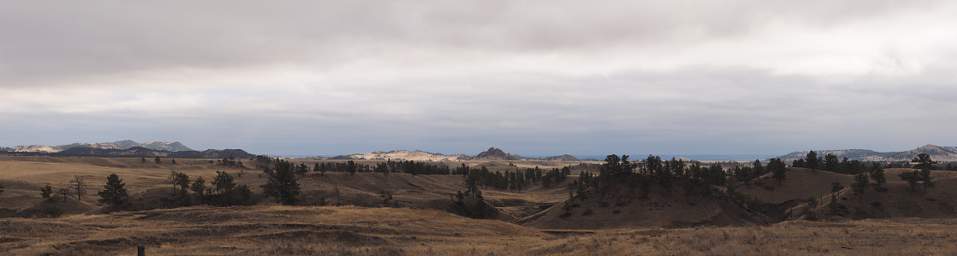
top-left (768, 158), bottom-right (787, 183)
top-left (97, 174), bottom-right (130, 209)
top-left (169, 171), bottom-right (191, 194)
top-left (852, 173), bottom-right (868, 197)
top-left (752, 160), bottom-right (765, 176)
top-left (805, 151), bottom-right (819, 169)
top-left (190, 177), bottom-right (207, 201)
top-left (869, 166), bottom-right (887, 192)
top-left (212, 171), bottom-right (236, 195)
top-left (207, 171), bottom-right (253, 206)
top-left (823, 154), bottom-right (840, 171)
top-left (262, 159), bottom-right (301, 205)
top-left (913, 153), bottom-right (935, 189)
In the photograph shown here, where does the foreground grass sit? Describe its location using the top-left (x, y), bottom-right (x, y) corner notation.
top-left (3, 205), bottom-right (957, 255)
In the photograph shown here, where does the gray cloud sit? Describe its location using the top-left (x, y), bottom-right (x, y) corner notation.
top-left (1, 1), bottom-right (956, 155)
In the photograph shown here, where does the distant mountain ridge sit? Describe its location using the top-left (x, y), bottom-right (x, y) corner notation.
top-left (13, 140), bottom-right (193, 153)
top-left (338, 147), bottom-right (579, 161)
top-left (777, 144), bottom-right (957, 162)
top-left (53, 146), bottom-right (255, 159)
top-left (2, 140), bottom-right (256, 159)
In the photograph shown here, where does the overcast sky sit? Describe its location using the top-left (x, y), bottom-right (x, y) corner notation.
top-left (2, 1), bottom-right (956, 156)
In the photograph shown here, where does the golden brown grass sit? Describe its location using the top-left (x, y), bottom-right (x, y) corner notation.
top-left (6, 157), bottom-right (957, 255)
top-left (4, 205), bottom-right (957, 255)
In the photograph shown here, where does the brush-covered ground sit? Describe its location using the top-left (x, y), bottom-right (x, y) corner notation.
top-left (4, 157), bottom-right (957, 255)
top-left (3, 205), bottom-right (957, 255)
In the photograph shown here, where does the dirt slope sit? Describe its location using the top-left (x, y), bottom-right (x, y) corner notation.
top-left (5, 205), bottom-right (957, 255)
top-left (526, 184), bottom-right (768, 229)
top-left (0, 206), bottom-right (546, 255)
top-left (738, 168), bottom-right (855, 204)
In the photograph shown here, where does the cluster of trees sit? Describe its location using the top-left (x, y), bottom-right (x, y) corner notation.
top-left (571, 155), bottom-right (789, 199)
top-left (219, 157), bottom-right (245, 168)
top-left (372, 160), bottom-right (453, 175)
top-left (141, 157), bottom-right (176, 165)
top-left (463, 166), bottom-right (570, 191)
top-left (899, 153), bottom-right (935, 192)
top-left (36, 176), bottom-right (90, 203)
top-left (792, 151), bottom-right (868, 174)
top-left (729, 159), bottom-right (788, 185)
top-left (794, 151), bottom-right (945, 194)
top-left (161, 170), bottom-right (256, 207)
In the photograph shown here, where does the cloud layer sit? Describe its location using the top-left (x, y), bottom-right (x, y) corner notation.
top-left (2, 0), bottom-right (956, 155)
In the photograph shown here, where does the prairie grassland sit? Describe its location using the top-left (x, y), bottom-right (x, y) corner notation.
top-left (3, 205), bottom-right (957, 255)
top-left (5, 157), bottom-right (957, 255)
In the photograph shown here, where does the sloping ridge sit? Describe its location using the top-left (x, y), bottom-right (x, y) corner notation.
top-left (777, 144), bottom-right (957, 162)
top-left (526, 184), bottom-right (768, 229)
top-left (786, 168), bottom-right (957, 220)
top-left (53, 147), bottom-right (256, 159)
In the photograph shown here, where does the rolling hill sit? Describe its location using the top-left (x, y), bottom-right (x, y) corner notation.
top-left (777, 144), bottom-right (957, 162)
top-left (12, 140), bottom-right (193, 153)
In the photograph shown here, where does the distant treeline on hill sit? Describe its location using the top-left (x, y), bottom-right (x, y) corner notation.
top-left (253, 156), bottom-right (574, 192)
top-left (793, 150), bottom-right (957, 173)
top-left (562, 152), bottom-right (947, 216)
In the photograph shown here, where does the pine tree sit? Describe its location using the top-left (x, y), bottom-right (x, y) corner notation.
top-left (212, 171), bottom-right (236, 195)
top-left (169, 171), bottom-right (190, 194)
top-left (208, 171), bottom-right (253, 206)
top-left (852, 173), bottom-right (868, 197)
top-left (823, 154), bottom-right (840, 171)
top-left (752, 160), bottom-right (765, 176)
top-left (768, 158), bottom-right (787, 183)
top-left (262, 159), bottom-right (301, 205)
top-left (97, 174), bottom-right (129, 209)
top-left (190, 177), bottom-right (207, 201)
top-left (869, 166), bottom-right (887, 192)
top-left (805, 151), bottom-right (819, 170)
top-left (913, 153), bottom-right (935, 190)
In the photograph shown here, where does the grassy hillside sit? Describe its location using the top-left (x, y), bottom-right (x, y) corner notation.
top-left (4, 205), bottom-right (957, 255)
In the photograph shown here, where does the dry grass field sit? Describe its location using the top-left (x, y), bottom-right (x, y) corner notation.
top-left (4, 157), bottom-right (957, 255)
top-left (4, 205), bottom-right (957, 255)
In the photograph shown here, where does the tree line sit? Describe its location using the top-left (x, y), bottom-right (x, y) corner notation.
top-left (571, 155), bottom-right (789, 200)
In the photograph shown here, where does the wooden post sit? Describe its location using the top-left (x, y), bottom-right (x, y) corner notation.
top-left (137, 244), bottom-right (145, 256)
